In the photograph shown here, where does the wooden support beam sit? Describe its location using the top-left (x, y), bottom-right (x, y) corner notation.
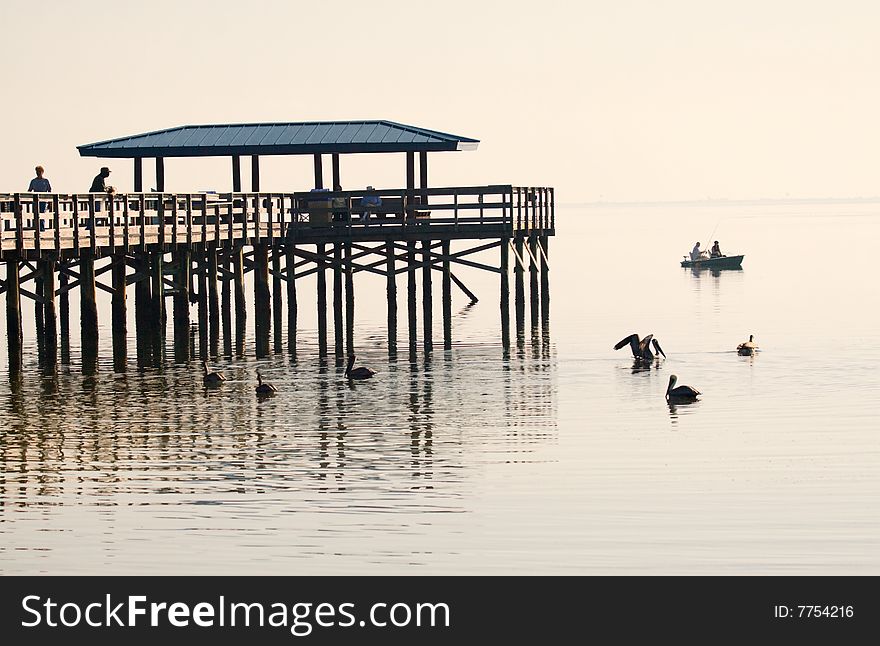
top-left (316, 242), bottom-right (327, 356)
top-left (501, 237), bottom-right (510, 349)
top-left (134, 158), bottom-right (143, 192)
top-left (345, 242), bottom-right (355, 357)
top-left (332, 153), bottom-right (340, 190)
top-left (514, 235), bottom-right (525, 337)
top-left (43, 259), bottom-right (57, 366)
top-left (222, 248), bottom-right (232, 358)
top-left (232, 155), bottom-right (242, 192)
top-left (253, 244), bottom-right (271, 358)
top-left (386, 240), bottom-right (397, 353)
top-left (6, 261), bottom-right (22, 375)
top-left (208, 247), bottom-right (220, 352)
top-left (407, 240), bottom-right (417, 348)
top-left (197, 251), bottom-right (209, 359)
top-left (539, 235), bottom-right (550, 328)
top-left (59, 262), bottom-right (70, 365)
top-left (286, 244), bottom-right (297, 355)
top-left (251, 155), bottom-right (260, 192)
top-left (314, 154), bottom-right (324, 189)
top-left (333, 244), bottom-right (343, 356)
top-left (529, 233), bottom-right (539, 328)
top-left (442, 240), bottom-right (451, 348)
top-left (173, 249), bottom-right (191, 361)
top-left (80, 251), bottom-right (99, 375)
top-left (112, 254), bottom-right (127, 371)
top-left (422, 239), bottom-right (433, 353)
top-left (156, 157), bottom-right (165, 192)
top-left (272, 246), bottom-right (283, 354)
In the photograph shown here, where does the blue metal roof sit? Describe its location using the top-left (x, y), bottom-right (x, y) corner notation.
top-left (78, 121), bottom-right (479, 158)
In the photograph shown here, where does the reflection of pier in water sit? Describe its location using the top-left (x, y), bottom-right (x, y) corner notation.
top-left (0, 339), bottom-right (557, 510)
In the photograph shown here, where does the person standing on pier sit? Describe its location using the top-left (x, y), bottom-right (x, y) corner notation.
top-left (89, 166), bottom-right (114, 193)
top-left (28, 165), bottom-right (52, 192)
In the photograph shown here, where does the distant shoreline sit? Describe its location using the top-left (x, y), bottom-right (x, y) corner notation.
top-left (563, 197), bottom-right (880, 208)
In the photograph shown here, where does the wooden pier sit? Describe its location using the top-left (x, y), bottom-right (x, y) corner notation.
top-left (1, 121), bottom-right (554, 374)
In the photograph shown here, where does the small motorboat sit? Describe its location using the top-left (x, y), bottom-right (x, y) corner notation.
top-left (680, 254), bottom-right (744, 269)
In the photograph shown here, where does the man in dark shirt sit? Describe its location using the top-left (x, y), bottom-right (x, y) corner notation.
top-left (89, 166), bottom-right (112, 192)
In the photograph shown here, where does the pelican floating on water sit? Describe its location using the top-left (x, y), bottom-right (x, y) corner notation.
top-left (345, 355), bottom-right (376, 380)
top-left (666, 374), bottom-right (700, 402)
top-left (737, 334), bottom-right (758, 356)
top-left (614, 333), bottom-right (666, 363)
top-left (255, 370), bottom-right (277, 395)
top-left (202, 360), bottom-right (225, 385)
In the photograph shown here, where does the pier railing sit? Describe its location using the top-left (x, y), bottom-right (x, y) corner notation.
top-left (0, 185), bottom-right (553, 255)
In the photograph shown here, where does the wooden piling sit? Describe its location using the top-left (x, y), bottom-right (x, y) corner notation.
top-left (272, 247), bottom-right (283, 354)
top-left (501, 237), bottom-right (510, 348)
top-left (286, 244), bottom-right (297, 355)
top-left (6, 261), bottom-right (22, 375)
top-left (197, 250), bottom-right (209, 359)
top-left (317, 242), bottom-right (328, 356)
top-left (42, 259), bottom-right (57, 366)
top-left (80, 251), bottom-right (99, 374)
top-left (540, 235), bottom-right (550, 328)
top-left (59, 263), bottom-right (70, 364)
top-left (208, 246), bottom-right (220, 354)
top-left (232, 244), bottom-right (246, 323)
top-left (111, 254), bottom-right (127, 371)
top-left (253, 244), bottom-right (271, 358)
top-left (221, 249), bottom-right (232, 357)
top-left (333, 243), bottom-right (343, 356)
top-left (386, 240), bottom-right (397, 353)
top-left (422, 239), bottom-right (433, 352)
top-left (514, 235), bottom-right (525, 337)
top-left (442, 240), bottom-right (451, 349)
top-left (407, 240), bottom-right (417, 348)
top-left (173, 249), bottom-right (191, 361)
top-left (150, 252), bottom-right (165, 324)
top-left (529, 233), bottom-right (540, 328)
top-left (344, 242), bottom-right (355, 357)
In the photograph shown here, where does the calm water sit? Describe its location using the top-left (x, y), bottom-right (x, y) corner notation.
top-left (2, 202), bottom-right (879, 574)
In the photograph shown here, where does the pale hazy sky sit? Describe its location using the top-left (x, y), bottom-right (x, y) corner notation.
top-left (1, 0), bottom-right (877, 200)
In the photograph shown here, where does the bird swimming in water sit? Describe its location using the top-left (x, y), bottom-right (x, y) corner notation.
top-left (202, 360), bottom-right (225, 386)
top-left (737, 334), bottom-right (758, 356)
top-left (614, 333), bottom-right (667, 363)
top-left (255, 370), bottom-right (277, 395)
top-left (666, 374), bottom-right (700, 402)
top-left (345, 355), bottom-right (376, 380)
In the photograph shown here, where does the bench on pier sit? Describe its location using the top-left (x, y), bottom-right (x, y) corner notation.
top-left (296, 196), bottom-right (431, 225)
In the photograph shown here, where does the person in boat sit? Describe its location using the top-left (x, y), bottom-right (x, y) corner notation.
top-left (710, 241), bottom-right (723, 258)
top-left (690, 242), bottom-right (707, 261)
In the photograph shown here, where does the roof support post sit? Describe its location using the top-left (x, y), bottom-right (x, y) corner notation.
top-left (419, 151), bottom-right (428, 206)
top-left (134, 158), bottom-right (143, 192)
top-left (251, 155), bottom-right (260, 192)
top-left (232, 155), bottom-right (241, 192)
top-left (313, 154), bottom-right (324, 189)
top-left (406, 152), bottom-right (415, 219)
top-left (331, 154), bottom-right (340, 189)
top-left (155, 157), bottom-right (165, 192)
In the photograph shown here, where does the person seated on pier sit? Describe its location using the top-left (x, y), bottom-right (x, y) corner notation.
top-left (331, 184), bottom-right (347, 222)
top-left (89, 166), bottom-right (114, 193)
top-left (360, 186), bottom-right (382, 220)
top-left (710, 240), bottom-right (723, 258)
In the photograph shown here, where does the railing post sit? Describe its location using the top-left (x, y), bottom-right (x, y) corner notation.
top-left (253, 193), bottom-right (262, 246)
top-left (453, 190), bottom-right (459, 232)
top-left (108, 194), bottom-right (116, 254)
top-left (139, 193), bottom-right (146, 250)
top-left (201, 193), bottom-right (208, 244)
top-left (88, 195), bottom-right (96, 250)
top-left (185, 194), bottom-right (193, 248)
top-left (72, 194), bottom-right (80, 253)
top-left (32, 194), bottom-right (41, 254)
top-left (158, 194), bottom-right (166, 247)
top-left (123, 194), bottom-right (130, 251)
top-left (550, 187), bottom-right (555, 230)
top-left (53, 195), bottom-right (61, 253)
top-left (14, 194), bottom-right (23, 254)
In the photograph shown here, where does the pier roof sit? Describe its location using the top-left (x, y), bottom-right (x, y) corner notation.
top-left (78, 121), bottom-right (479, 158)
